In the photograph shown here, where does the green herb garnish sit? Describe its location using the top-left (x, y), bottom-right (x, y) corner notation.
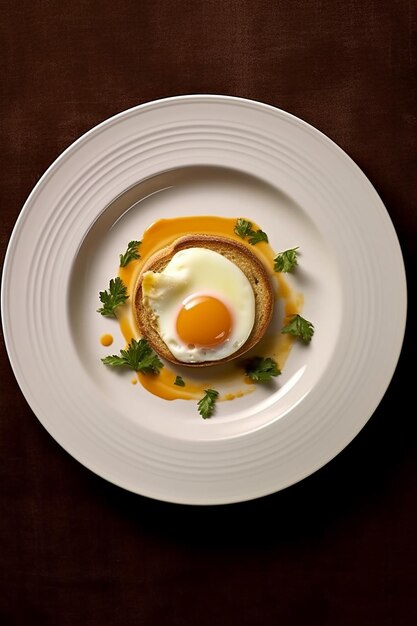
top-left (197, 389), bottom-right (219, 419)
top-left (97, 277), bottom-right (128, 317)
top-left (102, 338), bottom-right (163, 374)
top-left (119, 240), bottom-right (141, 267)
top-left (274, 247), bottom-right (299, 272)
top-left (234, 218), bottom-right (268, 245)
top-left (174, 375), bottom-right (185, 387)
top-left (248, 229), bottom-right (269, 245)
top-left (234, 218), bottom-right (253, 239)
top-left (281, 314), bottom-right (314, 344)
top-left (244, 357), bottom-right (281, 381)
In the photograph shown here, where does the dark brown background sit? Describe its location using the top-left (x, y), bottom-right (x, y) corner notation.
top-left (1, 1), bottom-right (416, 625)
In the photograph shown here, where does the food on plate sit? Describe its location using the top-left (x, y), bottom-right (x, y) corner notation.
top-left (243, 356), bottom-right (281, 381)
top-left (100, 333), bottom-right (113, 346)
top-left (119, 240), bottom-right (141, 267)
top-left (281, 313), bottom-right (314, 344)
top-left (197, 388), bottom-right (219, 419)
top-left (273, 247), bottom-right (299, 273)
top-left (234, 217), bottom-right (269, 244)
top-left (98, 215), bottom-right (314, 418)
top-left (134, 234), bottom-right (274, 367)
top-left (97, 277), bottom-right (128, 317)
top-left (102, 337), bottom-right (163, 374)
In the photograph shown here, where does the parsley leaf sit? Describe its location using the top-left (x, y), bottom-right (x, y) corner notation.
top-left (234, 218), bottom-right (253, 239)
top-left (102, 338), bottom-right (164, 373)
top-left (97, 277), bottom-right (128, 317)
top-left (248, 229), bottom-right (269, 245)
top-left (119, 240), bottom-right (141, 267)
top-left (281, 314), bottom-right (314, 344)
top-left (274, 247), bottom-right (299, 272)
top-left (234, 218), bottom-right (269, 245)
top-left (197, 389), bottom-right (219, 419)
top-left (244, 357), bottom-right (281, 381)
top-left (174, 375), bottom-right (185, 387)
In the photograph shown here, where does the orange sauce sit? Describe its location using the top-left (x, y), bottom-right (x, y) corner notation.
top-left (118, 316), bottom-right (135, 344)
top-left (100, 333), bottom-right (113, 347)
top-left (119, 216), bottom-right (275, 292)
top-left (137, 367), bottom-right (210, 400)
top-left (136, 360), bottom-right (257, 401)
top-left (107, 216), bottom-right (302, 402)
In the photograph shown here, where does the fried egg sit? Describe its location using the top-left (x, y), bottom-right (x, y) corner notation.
top-left (141, 247), bottom-right (255, 363)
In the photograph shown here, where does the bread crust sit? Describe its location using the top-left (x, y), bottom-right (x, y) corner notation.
top-left (134, 234), bottom-right (274, 367)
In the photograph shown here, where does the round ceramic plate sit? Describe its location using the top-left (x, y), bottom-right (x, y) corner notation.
top-left (1, 95), bottom-right (407, 504)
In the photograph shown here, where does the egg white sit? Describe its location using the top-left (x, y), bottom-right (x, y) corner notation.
top-left (142, 247), bottom-right (255, 363)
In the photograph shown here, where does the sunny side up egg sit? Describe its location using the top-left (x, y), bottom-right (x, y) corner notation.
top-left (141, 247), bottom-right (255, 363)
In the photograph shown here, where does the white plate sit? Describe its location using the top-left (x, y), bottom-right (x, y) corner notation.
top-left (1, 95), bottom-right (407, 504)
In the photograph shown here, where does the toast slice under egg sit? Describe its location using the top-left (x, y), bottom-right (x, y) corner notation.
top-left (134, 234), bottom-right (274, 367)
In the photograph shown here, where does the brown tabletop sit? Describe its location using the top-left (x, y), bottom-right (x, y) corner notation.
top-left (1, 1), bottom-right (416, 625)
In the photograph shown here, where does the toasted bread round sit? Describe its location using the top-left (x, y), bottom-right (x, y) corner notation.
top-left (134, 234), bottom-right (274, 367)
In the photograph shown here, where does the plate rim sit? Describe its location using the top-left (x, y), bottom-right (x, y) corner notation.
top-left (1, 94), bottom-right (407, 505)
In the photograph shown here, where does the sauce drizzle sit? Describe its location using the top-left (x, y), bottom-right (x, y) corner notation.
top-left (106, 216), bottom-right (302, 402)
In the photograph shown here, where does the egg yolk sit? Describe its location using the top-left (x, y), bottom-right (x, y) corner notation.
top-left (176, 295), bottom-right (232, 348)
